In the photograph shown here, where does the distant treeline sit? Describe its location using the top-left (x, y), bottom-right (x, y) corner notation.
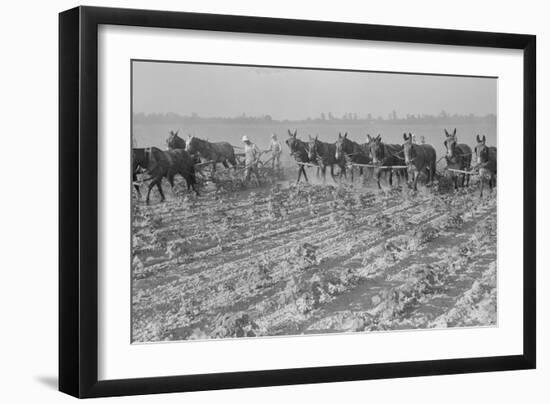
top-left (134, 111), bottom-right (497, 125)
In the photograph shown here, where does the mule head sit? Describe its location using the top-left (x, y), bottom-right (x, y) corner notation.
top-left (167, 130), bottom-right (184, 149)
top-left (186, 134), bottom-right (197, 154)
top-left (306, 135), bottom-right (319, 160)
top-left (475, 134), bottom-right (489, 164)
top-left (335, 132), bottom-right (348, 159)
top-left (403, 133), bottom-right (415, 164)
top-left (444, 128), bottom-right (458, 157)
top-left (369, 134), bottom-right (383, 164)
top-left (285, 130), bottom-right (299, 150)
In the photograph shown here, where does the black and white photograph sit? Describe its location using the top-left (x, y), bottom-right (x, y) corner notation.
top-left (131, 60), bottom-right (498, 343)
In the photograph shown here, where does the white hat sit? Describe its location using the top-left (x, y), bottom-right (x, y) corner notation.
top-left (242, 135), bottom-right (249, 142)
top-left (271, 133), bottom-right (277, 138)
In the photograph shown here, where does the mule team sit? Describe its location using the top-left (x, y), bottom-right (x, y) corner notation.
top-left (133, 128), bottom-right (496, 203)
top-left (287, 128), bottom-right (496, 196)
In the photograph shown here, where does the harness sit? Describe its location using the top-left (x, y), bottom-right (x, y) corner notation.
top-left (379, 143), bottom-right (404, 165)
top-left (340, 140), bottom-right (369, 163)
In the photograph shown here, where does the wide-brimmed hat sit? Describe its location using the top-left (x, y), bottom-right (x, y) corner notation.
top-left (242, 135), bottom-right (249, 142)
top-left (271, 133), bottom-right (277, 139)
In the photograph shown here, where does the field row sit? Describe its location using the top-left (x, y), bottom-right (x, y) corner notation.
top-left (131, 182), bottom-right (497, 342)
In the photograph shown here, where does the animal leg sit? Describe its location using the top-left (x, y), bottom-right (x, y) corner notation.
top-left (191, 180), bottom-right (200, 196)
top-left (168, 174), bottom-right (175, 189)
top-left (480, 176), bottom-right (484, 198)
top-left (413, 171), bottom-right (419, 191)
top-left (376, 169), bottom-right (382, 190)
top-left (156, 181), bottom-right (165, 202)
top-left (302, 166), bottom-right (309, 183)
top-left (133, 172), bottom-right (141, 198)
top-left (330, 165), bottom-right (337, 182)
top-left (146, 181), bottom-right (155, 204)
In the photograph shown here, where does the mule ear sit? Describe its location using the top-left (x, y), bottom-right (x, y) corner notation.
top-left (403, 133), bottom-right (408, 141)
top-left (476, 134), bottom-right (480, 143)
top-left (367, 134), bottom-right (372, 142)
top-left (338, 132), bottom-right (342, 138)
top-left (376, 134), bottom-right (381, 142)
top-left (293, 129), bottom-right (297, 137)
top-left (315, 135), bottom-right (319, 140)
top-left (482, 135), bottom-right (486, 144)
top-left (444, 129), bottom-right (449, 136)
top-left (288, 129), bottom-right (292, 136)
top-left (344, 132), bottom-right (348, 138)
top-left (452, 128), bottom-right (456, 136)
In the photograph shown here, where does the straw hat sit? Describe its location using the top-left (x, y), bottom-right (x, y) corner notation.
top-left (242, 135), bottom-right (249, 142)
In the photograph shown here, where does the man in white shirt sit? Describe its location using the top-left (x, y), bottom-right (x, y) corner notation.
top-left (242, 135), bottom-right (261, 185)
top-left (268, 133), bottom-right (282, 172)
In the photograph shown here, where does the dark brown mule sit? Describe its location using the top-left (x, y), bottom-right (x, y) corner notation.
top-left (166, 130), bottom-right (186, 150)
top-left (368, 134), bottom-right (407, 189)
top-left (403, 133), bottom-right (437, 191)
top-left (444, 128), bottom-right (472, 190)
top-left (307, 135), bottom-right (346, 184)
top-left (285, 129), bottom-right (318, 183)
top-left (473, 135), bottom-right (497, 197)
top-left (335, 132), bottom-right (371, 182)
top-left (133, 147), bottom-right (199, 203)
top-left (185, 135), bottom-right (237, 172)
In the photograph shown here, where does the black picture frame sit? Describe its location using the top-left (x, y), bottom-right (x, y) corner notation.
top-left (59, 5), bottom-right (536, 398)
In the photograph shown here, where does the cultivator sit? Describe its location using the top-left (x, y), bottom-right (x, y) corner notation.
top-left (193, 150), bottom-right (278, 193)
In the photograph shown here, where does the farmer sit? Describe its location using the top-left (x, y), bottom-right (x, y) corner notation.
top-left (242, 135), bottom-right (261, 186)
top-left (267, 133), bottom-right (282, 172)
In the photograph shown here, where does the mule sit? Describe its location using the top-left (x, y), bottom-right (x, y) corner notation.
top-left (335, 132), bottom-right (371, 182)
top-left (473, 135), bottom-right (497, 197)
top-left (285, 129), bottom-right (317, 183)
top-left (185, 135), bottom-right (237, 172)
top-left (133, 147), bottom-right (199, 203)
top-left (402, 133), bottom-right (437, 191)
top-left (307, 135), bottom-right (346, 183)
top-left (368, 134), bottom-right (408, 189)
top-left (444, 128), bottom-right (472, 190)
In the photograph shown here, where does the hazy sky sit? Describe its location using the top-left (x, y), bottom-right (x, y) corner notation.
top-left (132, 61), bottom-right (497, 120)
